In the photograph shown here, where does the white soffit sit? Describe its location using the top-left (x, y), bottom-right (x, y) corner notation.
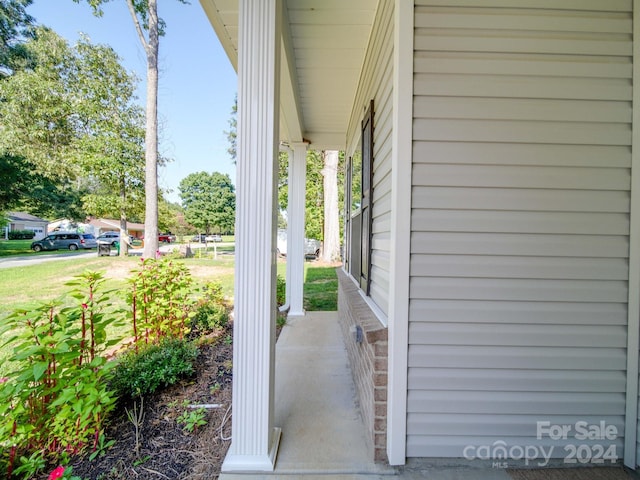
top-left (199, 0), bottom-right (378, 150)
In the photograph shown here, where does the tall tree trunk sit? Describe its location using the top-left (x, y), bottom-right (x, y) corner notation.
top-left (119, 176), bottom-right (129, 256)
top-left (322, 150), bottom-right (340, 262)
top-left (141, 0), bottom-right (159, 259)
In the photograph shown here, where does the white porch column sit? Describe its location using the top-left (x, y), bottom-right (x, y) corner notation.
top-left (287, 142), bottom-right (308, 317)
top-left (221, 0), bottom-right (281, 472)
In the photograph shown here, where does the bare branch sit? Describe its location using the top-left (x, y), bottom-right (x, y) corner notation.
top-left (125, 0), bottom-right (148, 52)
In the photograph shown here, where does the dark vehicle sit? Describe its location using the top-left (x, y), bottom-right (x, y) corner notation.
top-left (31, 233), bottom-right (98, 252)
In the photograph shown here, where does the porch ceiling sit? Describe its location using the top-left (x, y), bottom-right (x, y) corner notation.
top-left (199, 0), bottom-right (377, 150)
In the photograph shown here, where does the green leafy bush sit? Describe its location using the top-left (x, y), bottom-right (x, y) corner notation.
top-left (192, 303), bottom-right (228, 331)
top-left (191, 281), bottom-right (230, 334)
top-left (127, 258), bottom-right (196, 347)
top-left (7, 230), bottom-right (35, 240)
top-left (0, 271), bottom-right (125, 479)
top-left (111, 338), bottom-right (199, 400)
top-left (276, 274), bottom-right (286, 307)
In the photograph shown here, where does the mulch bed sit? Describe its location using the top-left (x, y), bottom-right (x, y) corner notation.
top-left (67, 327), bottom-right (234, 480)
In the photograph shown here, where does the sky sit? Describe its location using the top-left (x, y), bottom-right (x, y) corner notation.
top-left (27, 0), bottom-right (238, 204)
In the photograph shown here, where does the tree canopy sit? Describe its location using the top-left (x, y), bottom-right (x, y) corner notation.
top-left (179, 171), bottom-right (235, 234)
top-left (0, 27), bottom-right (145, 222)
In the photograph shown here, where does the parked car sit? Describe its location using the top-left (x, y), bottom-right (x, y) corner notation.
top-left (96, 231), bottom-right (134, 246)
top-left (158, 233), bottom-right (176, 243)
top-left (192, 233), bottom-right (223, 243)
top-left (31, 233), bottom-right (98, 252)
top-left (276, 230), bottom-right (321, 258)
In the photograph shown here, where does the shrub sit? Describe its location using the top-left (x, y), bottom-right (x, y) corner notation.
top-left (276, 274), bottom-right (286, 307)
top-left (7, 230), bottom-right (35, 240)
top-left (192, 303), bottom-right (228, 332)
top-left (191, 282), bottom-right (230, 333)
top-left (127, 258), bottom-right (196, 348)
top-left (0, 271), bottom-right (125, 479)
top-left (111, 338), bottom-right (199, 400)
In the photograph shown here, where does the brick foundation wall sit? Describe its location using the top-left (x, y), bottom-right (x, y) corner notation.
top-left (337, 268), bottom-right (388, 463)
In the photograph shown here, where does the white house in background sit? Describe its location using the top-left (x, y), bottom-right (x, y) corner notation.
top-left (201, 0), bottom-right (640, 472)
top-left (5, 212), bottom-right (48, 240)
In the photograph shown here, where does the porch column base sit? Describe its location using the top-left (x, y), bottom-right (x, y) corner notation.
top-left (221, 427), bottom-right (282, 472)
top-left (287, 309), bottom-right (305, 318)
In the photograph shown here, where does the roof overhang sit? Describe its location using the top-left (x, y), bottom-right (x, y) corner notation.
top-left (199, 0), bottom-right (377, 150)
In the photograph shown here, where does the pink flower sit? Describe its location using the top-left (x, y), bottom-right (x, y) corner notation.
top-left (48, 466), bottom-right (65, 480)
top-left (82, 303), bottom-right (88, 309)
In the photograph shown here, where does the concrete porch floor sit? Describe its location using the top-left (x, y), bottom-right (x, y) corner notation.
top-left (219, 311), bottom-right (511, 480)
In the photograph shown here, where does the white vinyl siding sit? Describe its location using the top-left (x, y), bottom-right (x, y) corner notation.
top-left (408, 0), bottom-right (632, 460)
top-left (347, 0), bottom-right (395, 316)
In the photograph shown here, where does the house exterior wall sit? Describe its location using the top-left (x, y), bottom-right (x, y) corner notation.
top-left (347, 0), bottom-right (394, 317)
top-left (408, 0), bottom-right (632, 461)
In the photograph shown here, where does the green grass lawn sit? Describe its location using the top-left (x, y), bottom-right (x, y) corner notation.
top-left (304, 264), bottom-right (338, 310)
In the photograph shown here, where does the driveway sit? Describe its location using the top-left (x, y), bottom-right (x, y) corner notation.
top-left (0, 251), bottom-right (96, 269)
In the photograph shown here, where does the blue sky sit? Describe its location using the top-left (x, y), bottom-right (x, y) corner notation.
top-left (28, 0), bottom-right (238, 204)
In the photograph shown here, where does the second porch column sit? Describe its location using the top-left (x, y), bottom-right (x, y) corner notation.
top-left (287, 142), bottom-right (308, 317)
top-left (221, 0), bottom-right (281, 472)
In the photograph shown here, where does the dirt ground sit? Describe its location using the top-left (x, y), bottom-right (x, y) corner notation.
top-left (67, 327), bottom-right (234, 480)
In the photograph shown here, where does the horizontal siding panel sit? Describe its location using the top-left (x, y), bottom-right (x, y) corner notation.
top-left (371, 249), bottom-right (389, 270)
top-left (409, 323), bottom-right (627, 348)
top-left (409, 277), bottom-right (628, 302)
top-left (413, 142), bottom-right (631, 168)
top-left (406, 435), bottom-right (624, 459)
top-left (413, 118), bottom-right (631, 145)
top-left (414, 97), bottom-right (632, 123)
top-left (414, 0), bottom-right (632, 12)
top-left (407, 390), bottom-right (626, 415)
top-left (414, 30), bottom-right (631, 57)
top-left (408, 369), bottom-right (627, 393)
top-left (411, 210), bottom-right (629, 235)
top-left (372, 212), bottom-right (390, 234)
top-left (372, 193), bottom-right (391, 219)
top-left (415, 9), bottom-right (632, 34)
top-left (412, 164), bottom-right (630, 190)
top-left (408, 413), bottom-right (625, 437)
top-left (415, 52), bottom-right (632, 79)
top-left (412, 187), bottom-right (630, 213)
top-left (411, 232), bottom-right (629, 258)
top-left (409, 300), bottom-right (628, 325)
top-left (414, 74), bottom-right (631, 101)
top-left (411, 255), bottom-right (629, 280)
top-left (408, 345), bottom-right (627, 370)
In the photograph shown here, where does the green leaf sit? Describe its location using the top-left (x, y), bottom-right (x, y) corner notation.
top-left (32, 362), bottom-right (47, 382)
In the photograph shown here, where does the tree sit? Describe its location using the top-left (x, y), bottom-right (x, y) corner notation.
top-left (322, 150), bottom-right (340, 262)
top-left (77, 0), bottom-right (188, 258)
top-left (0, 28), bottom-right (146, 229)
top-left (179, 171), bottom-right (235, 235)
top-left (0, 0), bottom-right (34, 74)
top-left (74, 37), bottom-right (146, 255)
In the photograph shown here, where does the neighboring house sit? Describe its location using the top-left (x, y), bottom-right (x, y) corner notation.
top-left (86, 218), bottom-right (145, 240)
top-left (5, 212), bottom-right (48, 240)
top-left (202, 0), bottom-right (640, 473)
